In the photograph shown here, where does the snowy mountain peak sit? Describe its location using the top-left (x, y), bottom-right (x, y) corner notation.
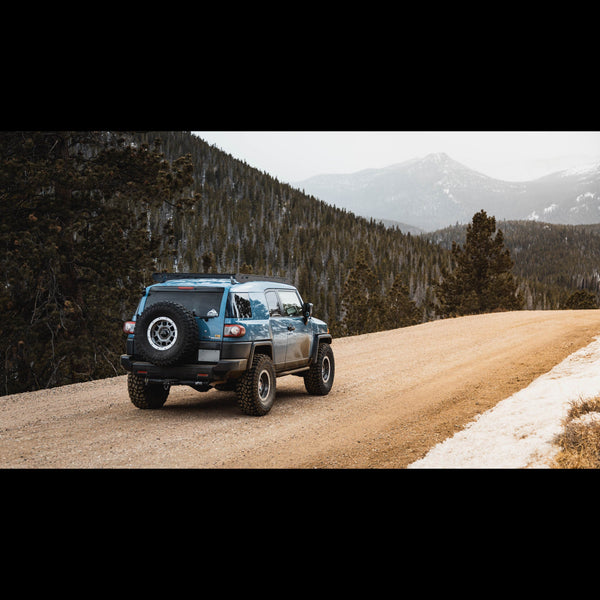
top-left (422, 151), bottom-right (451, 163)
top-left (414, 152), bottom-right (461, 173)
top-left (295, 154), bottom-right (600, 232)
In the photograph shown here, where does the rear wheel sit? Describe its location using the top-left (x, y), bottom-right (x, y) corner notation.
top-left (127, 373), bottom-right (170, 409)
top-left (236, 354), bottom-right (276, 416)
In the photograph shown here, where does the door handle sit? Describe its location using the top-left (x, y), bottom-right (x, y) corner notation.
top-left (287, 325), bottom-right (295, 331)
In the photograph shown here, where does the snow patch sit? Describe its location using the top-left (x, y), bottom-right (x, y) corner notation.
top-left (441, 187), bottom-right (460, 205)
top-left (560, 162), bottom-right (600, 177)
top-left (572, 411), bottom-right (600, 426)
top-left (408, 336), bottom-right (600, 469)
top-left (575, 191), bottom-right (596, 203)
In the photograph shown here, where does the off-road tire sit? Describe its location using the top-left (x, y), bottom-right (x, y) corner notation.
top-left (236, 354), bottom-right (276, 416)
top-left (304, 343), bottom-right (334, 395)
top-left (127, 373), bottom-right (170, 409)
top-left (135, 301), bottom-right (198, 366)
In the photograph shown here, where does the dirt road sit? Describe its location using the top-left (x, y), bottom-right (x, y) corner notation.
top-left (3, 310), bottom-right (600, 468)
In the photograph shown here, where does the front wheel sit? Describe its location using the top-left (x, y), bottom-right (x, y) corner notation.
top-left (304, 343), bottom-right (334, 395)
top-left (236, 354), bottom-right (276, 416)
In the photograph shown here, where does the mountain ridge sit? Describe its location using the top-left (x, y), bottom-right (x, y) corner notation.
top-left (294, 153), bottom-right (600, 232)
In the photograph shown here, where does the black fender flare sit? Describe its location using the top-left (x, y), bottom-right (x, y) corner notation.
top-left (310, 334), bottom-right (332, 364)
top-left (248, 341), bottom-right (274, 364)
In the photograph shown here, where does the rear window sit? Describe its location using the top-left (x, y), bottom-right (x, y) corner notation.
top-left (226, 292), bottom-right (252, 318)
top-left (144, 287), bottom-right (224, 318)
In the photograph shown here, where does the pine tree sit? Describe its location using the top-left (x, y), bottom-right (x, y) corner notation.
top-left (201, 251), bottom-right (217, 272)
top-left (381, 277), bottom-right (420, 329)
top-left (436, 210), bottom-right (523, 317)
top-left (0, 132), bottom-right (193, 395)
top-left (561, 289), bottom-right (598, 309)
top-left (340, 251), bottom-right (382, 336)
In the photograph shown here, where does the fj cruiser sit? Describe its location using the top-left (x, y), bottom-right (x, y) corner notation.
top-left (121, 273), bottom-right (334, 416)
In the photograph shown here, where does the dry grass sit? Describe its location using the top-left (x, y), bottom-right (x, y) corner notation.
top-left (551, 396), bottom-right (600, 469)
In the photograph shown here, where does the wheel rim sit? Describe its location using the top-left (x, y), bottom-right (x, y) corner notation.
top-left (147, 316), bottom-right (178, 350)
top-left (321, 356), bottom-right (331, 383)
top-left (258, 369), bottom-right (271, 402)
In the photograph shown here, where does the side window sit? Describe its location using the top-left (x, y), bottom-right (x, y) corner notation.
top-left (278, 290), bottom-right (303, 317)
top-left (226, 292), bottom-right (252, 318)
top-left (265, 291), bottom-right (282, 317)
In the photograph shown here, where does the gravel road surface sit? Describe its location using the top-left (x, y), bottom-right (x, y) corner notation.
top-left (3, 310), bottom-right (600, 468)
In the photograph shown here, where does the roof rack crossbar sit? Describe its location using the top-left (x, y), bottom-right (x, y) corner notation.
top-left (234, 273), bottom-right (290, 285)
top-left (152, 273), bottom-right (235, 283)
top-left (152, 272), bottom-right (292, 285)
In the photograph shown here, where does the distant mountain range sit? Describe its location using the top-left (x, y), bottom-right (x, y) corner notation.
top-left (293, 152), bottom-right (600, 232)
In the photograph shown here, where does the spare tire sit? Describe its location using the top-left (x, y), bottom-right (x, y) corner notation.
top-left (135, 301), bottom-right (198, 366)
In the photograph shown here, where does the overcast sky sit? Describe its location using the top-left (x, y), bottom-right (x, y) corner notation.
top-left (192, 131), bottom-right (600, 184)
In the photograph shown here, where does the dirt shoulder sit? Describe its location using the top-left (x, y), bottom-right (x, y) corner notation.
top-left (2, 310), bottom-right (600, 468)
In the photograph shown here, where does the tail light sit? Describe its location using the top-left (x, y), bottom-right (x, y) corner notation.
top-left (123, 321), bottom-right (136, 334)
top-left (224, 323), bottom-right (246, 337)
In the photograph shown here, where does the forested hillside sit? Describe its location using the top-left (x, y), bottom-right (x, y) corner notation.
top-left (1, 132), bottom-right (195, 395)
top-left (137, 131), bottom-right (448, 329)
top-left (146, 132), bottom-right (600, 315)
top-left (427, 220), bottom-right (600, 309)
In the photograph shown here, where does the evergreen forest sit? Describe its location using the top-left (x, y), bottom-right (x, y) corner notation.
top-left (428, 219), bottom-right (600, 310)
top-left (1, 130), bottom-right (599, 395)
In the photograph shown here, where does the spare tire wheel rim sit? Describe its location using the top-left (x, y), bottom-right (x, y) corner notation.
top-left (147, 316), bottom-right (178, 350)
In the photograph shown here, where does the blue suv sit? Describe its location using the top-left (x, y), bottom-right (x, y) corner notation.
top-left (121, 273), bottom-right (334, 416)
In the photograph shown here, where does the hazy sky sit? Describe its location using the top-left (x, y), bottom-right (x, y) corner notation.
top-left (192, 131), bottom-right (600, 184)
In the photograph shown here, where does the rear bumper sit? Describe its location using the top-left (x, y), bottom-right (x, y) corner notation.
top-left (120, 354), bottom-right (248, 386)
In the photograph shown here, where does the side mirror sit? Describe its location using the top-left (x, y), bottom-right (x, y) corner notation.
top-left (302, 302), bottom-right (313, 324)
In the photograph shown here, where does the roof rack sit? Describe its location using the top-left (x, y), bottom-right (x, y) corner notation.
top-left (151, 273), bottom-right (291, 285)
top-left (152, 273), bottom-right (235, 283)
top-left (234, 273), bottom-right (291, 285)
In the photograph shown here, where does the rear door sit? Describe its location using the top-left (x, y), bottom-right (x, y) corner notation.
top-left (276, 289), bottom-right (311, 369)
top-left (265, 290), bottom-right (288, 368)
top-left (142, 285), bottom-right (225, 343)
